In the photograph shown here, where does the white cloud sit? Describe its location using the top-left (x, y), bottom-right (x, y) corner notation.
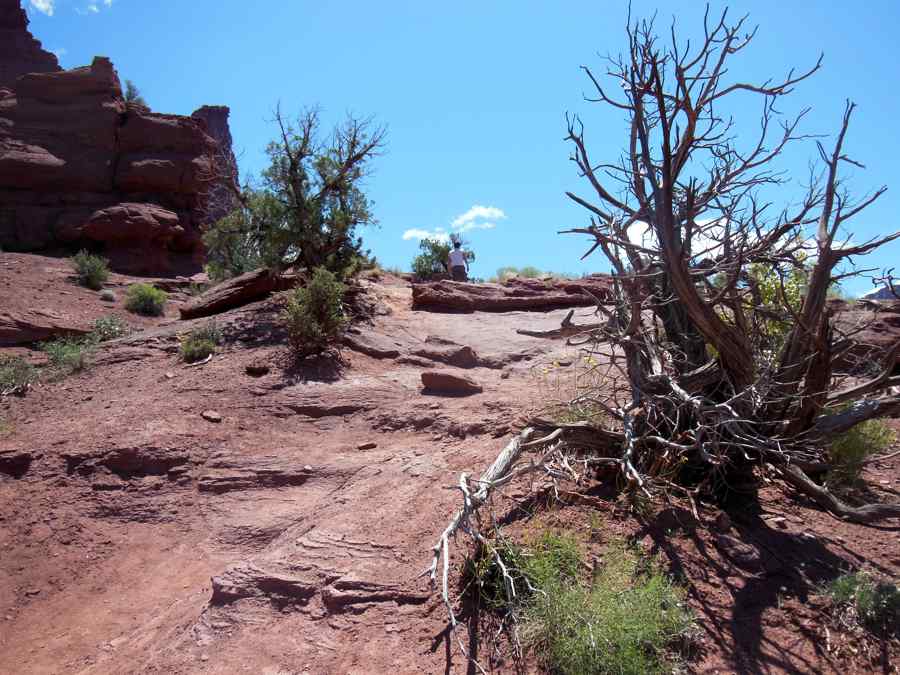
top-left (451, 205), bottom-right (506, 230)
top-left (403, 204), bottom-right (506, 243)
top-left (87, 2), bottom-right (99, 12)
top-left (30, 0), bottom-right (55, 16)
top-left (104, 0), bottom-right (113, 5)
top-left (402, 228), bottom-right (450, 243)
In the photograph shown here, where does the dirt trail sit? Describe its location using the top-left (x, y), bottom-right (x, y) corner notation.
top-left (0, 263), bottom-right (583, 674)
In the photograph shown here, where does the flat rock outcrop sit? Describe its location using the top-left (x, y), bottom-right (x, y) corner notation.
top-left (0, 6), bottom-right (236, 275)
top-left (411, 275), bottom-right (614, 312)
top-left (0, 0), bottom-right (59, 90)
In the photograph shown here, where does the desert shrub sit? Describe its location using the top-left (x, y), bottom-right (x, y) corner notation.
top-left (180, 321), bottom-right (222, 363)
top-left (42, 337), bottom-right (90, 376)
top-left (71, 250), bottom-right (110, 290)
top-left (0, 355), bottom-right (36, 394)
top-left (463, 533), bottom-right (692, 674)
top-left (463, 532), bottom-right (583, 612)
top-left (828, 573), bottom-right (900, 635)
top-left (495, 266), bottom-right (546, 281)
top-left (523, 541), bottom-right (694, 675)
top-left (282, 267), bottom-right (347, 357)
top-left (125, 283), bottom-right (167, 316)
top-left (124, 79), bottom-right (149, 108)
top-left (90, 315), bottom-right (130, 342)
top-left (827, 418), bottom-right (896, 488)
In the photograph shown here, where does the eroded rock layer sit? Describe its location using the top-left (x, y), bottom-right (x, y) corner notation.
top-left (0, 0), bottom-right (59, 90)
top-left (0, 2), bottom-right (236, 275)
top-left (411, 275), bottom-right (615, 312)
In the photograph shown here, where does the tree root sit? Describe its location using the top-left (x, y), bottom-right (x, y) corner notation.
top-left (780, 463), bottom-right (900, 524)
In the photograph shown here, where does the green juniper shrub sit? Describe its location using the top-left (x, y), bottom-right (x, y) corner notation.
top-left (827, 418), bottom-right (896, 489)
top-left (42, 336), bottom-right (90, 377)
top-left (0, 355), bottom-right (36, 394)
top-left (71, 250), bottom-right (110, 290)
top-left (180, 321), bottom-right (222, 363)
top-left (90, 315), bottom-right (130, 342)
top-left (282, 267), bottom-right (347, 358)
top-left (125, 283), bottom-right (167, 316)
top-left (828, 572), bottom-right (900, 636)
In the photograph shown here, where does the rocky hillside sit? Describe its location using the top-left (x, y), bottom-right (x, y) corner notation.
top-left (1, 256), bottom-right (898, 673)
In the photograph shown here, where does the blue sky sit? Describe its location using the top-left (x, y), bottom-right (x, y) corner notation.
top-left (25, 0), bottom-right (900, 293)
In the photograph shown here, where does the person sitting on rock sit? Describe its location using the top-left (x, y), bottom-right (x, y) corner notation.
top-left (448, 241), bottom-right (469, 282)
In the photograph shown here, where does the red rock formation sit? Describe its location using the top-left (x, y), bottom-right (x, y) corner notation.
top-left (0, 1), bottom-right (237, 275)
top-left (411, 275), bottom-right (615, 312)
top-left (0, 0), bottom-right (59, 90)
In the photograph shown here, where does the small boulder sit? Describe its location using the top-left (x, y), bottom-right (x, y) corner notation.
top-left (201, 410), bottom-right (222, 423)
top-left (421, 371), bottom-right (483, 396)
top-left (357, 441), bottom-right (378, 451)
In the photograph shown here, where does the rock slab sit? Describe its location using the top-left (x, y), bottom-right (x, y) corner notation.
top-left (421, 370), bottom-right (483, 395)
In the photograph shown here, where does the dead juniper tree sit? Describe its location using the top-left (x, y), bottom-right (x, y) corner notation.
top-left (427, 5), bottom-right (900, 651)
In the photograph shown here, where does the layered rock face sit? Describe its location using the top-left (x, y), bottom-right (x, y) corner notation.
top-left (0, 1), bottom-right (237, 275)
top-left (411, 275), bottom-right (615, 312)
top-left (0, 0), bottom-right (60, 90)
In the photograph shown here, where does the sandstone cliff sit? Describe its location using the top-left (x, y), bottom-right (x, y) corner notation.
top-left (0, 0), bottom-right (237, 275)
top-left (0, 0), bottom-right (60, 90)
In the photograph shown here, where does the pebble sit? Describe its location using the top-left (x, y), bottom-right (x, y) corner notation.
top-left (357, 442), bottom-right (378, 450)
top-left (201, 410), bottom-right (222, 423)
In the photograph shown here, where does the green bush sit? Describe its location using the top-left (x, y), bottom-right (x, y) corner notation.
top-left (90, 315), bottom-right (130, 342)
top-left (71, 250), bottom-right (110, 290)
top-left (828, 573), bottom-right (900, 636)
top-left (462, 532), bottom-right (583, 613)
top-left (282, 267), bottom-right (347, 358)
top-left (827, 418), bottom-right (896, 488)
top-left (523, 541), bottom-right (694, 675)
top-left (180, 321), bottom-right (222, 363)
top-left (0, 355), bottom-right (36, 394)
top-left (42, 337), bottom-right (90, 376)
top-left (463, 533), bottom-right (693, 674)
top-left (125, 283), bottom-right (167, 316)
top-left (411, 238), bottom-right (475, 280)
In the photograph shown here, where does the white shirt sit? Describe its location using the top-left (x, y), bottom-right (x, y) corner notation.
top-left (448, 249), bottom-right (467, 268)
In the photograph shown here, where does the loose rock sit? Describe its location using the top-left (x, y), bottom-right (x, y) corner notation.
top-left (201, 410), bottom-right (223, 423)
top-left (421, 371), bottom-right (483, 396)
